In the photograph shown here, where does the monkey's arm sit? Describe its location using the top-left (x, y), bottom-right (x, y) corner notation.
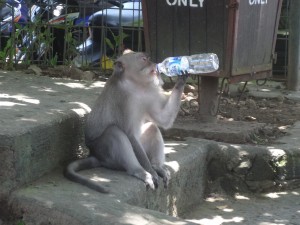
top-left (150, 75), bottom-right (187, 129)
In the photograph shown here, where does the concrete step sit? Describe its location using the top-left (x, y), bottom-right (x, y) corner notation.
top-left (5, 130), bottom-right (300, 225)
top-left (1, 71), bottom-right (300, 224)
top-left (0, 70), bottom-right (265, 198)
top-left (5, 138), bottom-right (210, 225)
top-left (0, 71), bottom-right (104, 199)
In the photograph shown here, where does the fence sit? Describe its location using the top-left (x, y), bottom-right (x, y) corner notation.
top-left (0, 0), bottom-right (289, 81)
top-left (273, 0), bottom-right (290, 81)
top-left (0, 0), bottom-right (144, 69)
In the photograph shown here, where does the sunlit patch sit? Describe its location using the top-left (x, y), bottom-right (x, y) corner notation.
top-left (263, 212), bottom-right (273, 217)
top-left (165, 142), bottom-right (188, 147)
top-left (274, 219), bottom-right (290, 223)
top-left (205, 196), bottom-right (225, 203)
top-left (164, 146), bottom-right (177, 154)
top-left (89, 81), bottom-right (106, 88)
top-left (188, 216), bottom-right (244, 225)
top-left (229, 144), bottom-right (242, 150)
top-left (18, 118), bottom-right (37, 122)
top-left (70, 101), bottom-right (91, 117)
top-left (278, 125), bottom-right (289, 131)
top-left (90, 176), bottom-right (111, 183)
top-left (266, 148), bottom-right (285, 157)
top-left (165, 161), bottom-right (180, 172)
top-left (46, 109), bottom-right (65, 115)
top-left (38, 87), bottom-right (57, 93)
top-left (0, 101), bottom-right (26, 107)
top-left (81, 192), bottom-right (89, 196)
top-left (0, 93), bottom-right (40, 104)
top-left (292, 191), bottom-right (299, 195)
top-left (82, 203), bottom-right (97, 210)
top-left (260, 88), bottom-right (271, 92)
top-left (223, 208), bottom-right (234, 212)
top-left (164, 142), bottom-right (188, 154)
top-left (264, 192), bottom-right (287, 199)
top-left (122, 212), bottom-right (174, 225)
top-left (72, 108), bottom-right (89, 117)
top-left (55, 81), bottom-right (106, 90)
top-left (235, 194), bottom-right (250, 200)
top-left (55, 82), bottom-right (86, 89)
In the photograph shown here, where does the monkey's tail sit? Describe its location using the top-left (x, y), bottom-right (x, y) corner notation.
top-left (64, 156), bottom-right (109, 193)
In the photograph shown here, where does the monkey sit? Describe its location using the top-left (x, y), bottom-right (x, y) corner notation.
top-left (64, 51), bottom-right (188, 193)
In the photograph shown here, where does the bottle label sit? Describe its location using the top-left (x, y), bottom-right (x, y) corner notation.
top-left (167, 56), bottom-right (189, 75)
top-left (167, 57), bottom-right (182, 75)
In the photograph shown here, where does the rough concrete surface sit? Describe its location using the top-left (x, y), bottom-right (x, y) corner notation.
top-left (183, 188), bottom-right (300, 225)
top-left (0, 71), bottom-right (105, 200)
top-left (1, 71), bottom-right (300, 225)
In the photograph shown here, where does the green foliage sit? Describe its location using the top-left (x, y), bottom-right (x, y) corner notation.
top-left (63, 23), bottom-right (80, 65)
top-left (105, 28), bottom-right (129, 58)
top-left (50, 53), bottom-right (58, 67)
top-left (0, 37), bottom-right (15, 70)
top-left (0, 14), bottom-right (80, 68)
top-left (17, 220), bottom-right (25, 225)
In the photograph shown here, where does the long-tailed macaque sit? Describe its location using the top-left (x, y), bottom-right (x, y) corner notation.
top-left (64, 51), bottom-right (188, 193)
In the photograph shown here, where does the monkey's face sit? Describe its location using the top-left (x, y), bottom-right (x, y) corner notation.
top-left (115, 52), bottom-right (163, 87)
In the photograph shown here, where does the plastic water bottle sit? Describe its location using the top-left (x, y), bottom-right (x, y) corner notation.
top-left (156, 53), bottom-right (219, 77)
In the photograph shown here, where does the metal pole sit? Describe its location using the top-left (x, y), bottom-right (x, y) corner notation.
top-left (287, 0), bottom-right (300, 90)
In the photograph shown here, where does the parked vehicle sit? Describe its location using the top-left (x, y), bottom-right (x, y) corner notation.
top-left (2, 0), bottom-right (143, 66)
top-left (0, 0), bottom-right (28, 34)
top-left (74, 0), bottom-right (143, 67)
top-left (0, 0), bottom-right (28, 59)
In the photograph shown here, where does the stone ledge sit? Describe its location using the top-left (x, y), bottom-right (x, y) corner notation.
top-left (6, 138), bottom-right (210, 225)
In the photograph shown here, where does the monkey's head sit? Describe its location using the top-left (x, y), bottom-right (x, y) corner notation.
top-left (113, 51), bottom-right (164, 87)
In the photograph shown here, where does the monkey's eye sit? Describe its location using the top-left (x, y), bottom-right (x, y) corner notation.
top-left (141, 56), bottom-right (148, 62)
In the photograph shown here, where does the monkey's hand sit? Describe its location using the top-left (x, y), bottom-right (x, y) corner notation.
top-left (175, 71), bottom-right (190, 89)
top-left (150, 170), bottom-right (159, 189)
top-left (162, 168), bottom-right (170, 189)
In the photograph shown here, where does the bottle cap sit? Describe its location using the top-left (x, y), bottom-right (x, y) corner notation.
top-left (211, 53), bottom-right (219, 70)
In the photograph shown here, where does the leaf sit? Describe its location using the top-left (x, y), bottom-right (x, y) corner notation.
top-left (105, 37), bottom-right (114, 51)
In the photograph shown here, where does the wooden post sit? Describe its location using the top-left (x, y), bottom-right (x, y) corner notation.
top-left (287, 0), bottom-right (300, 91)
top-left (197, 76), bottom-right (219, 122)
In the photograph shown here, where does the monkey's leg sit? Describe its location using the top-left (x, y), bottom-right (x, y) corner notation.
top-left (92, 125), bottom-right (156, 190)
top-left (141, 122), bottom-right (170, 188)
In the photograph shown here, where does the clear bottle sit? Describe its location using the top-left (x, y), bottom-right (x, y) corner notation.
top-left (156, 53), bottom-right (219, 77)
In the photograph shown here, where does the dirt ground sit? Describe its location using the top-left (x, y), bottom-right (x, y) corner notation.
top-left (37, 65), bottom-right (300, 144)
top-left (182, 188), bottom-right (300, 225)
top-left (178, 82), bottom-right (300, 225)
top-left (9, 68), bottom-right (300, 225)
top-left (32, 66), bottom-right (300, 144)
top-left (178, 81), bottom-right (300, 145)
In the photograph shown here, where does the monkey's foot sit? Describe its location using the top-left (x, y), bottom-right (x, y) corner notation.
top-left (153, 165), bottom-right (171, 188)
top-left (131, 170), bottom-right (156, 190)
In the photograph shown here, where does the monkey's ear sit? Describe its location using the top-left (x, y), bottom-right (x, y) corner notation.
top-left (113, 61), bottom-right (124, 75)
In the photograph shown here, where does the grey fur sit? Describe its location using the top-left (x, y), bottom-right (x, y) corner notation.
top-left (64, 52), bottom-right (187, 193)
